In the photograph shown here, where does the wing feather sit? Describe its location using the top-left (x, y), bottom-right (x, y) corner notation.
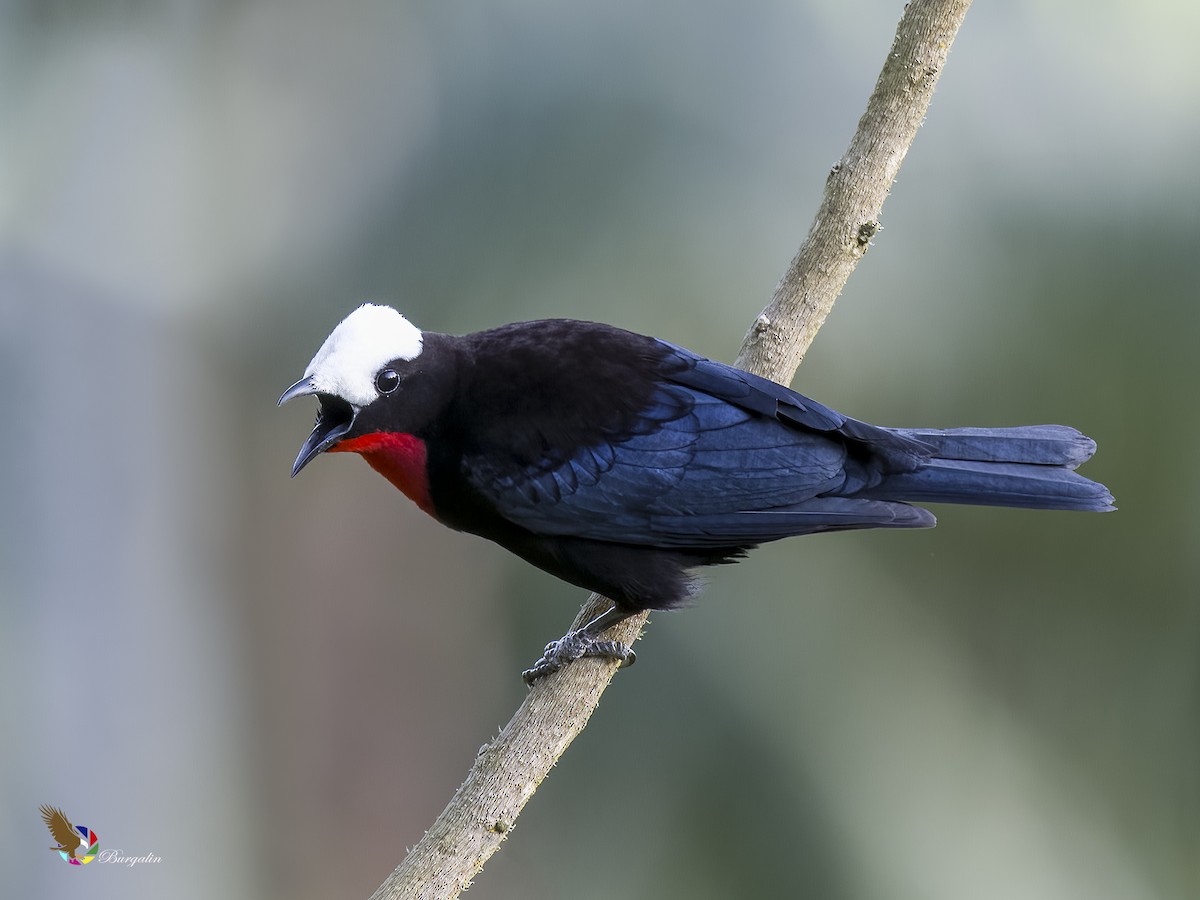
top-left (463, 338), bottom-right (938, 548)
top-left (467, 392), bottom-right (921, 546)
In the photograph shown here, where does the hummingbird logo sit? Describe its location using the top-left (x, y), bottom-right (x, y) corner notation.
top-left (39, 805), bottom-right (99, 865)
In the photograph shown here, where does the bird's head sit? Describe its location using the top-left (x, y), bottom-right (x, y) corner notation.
top-left (278, 303), bottom-right (435, 478)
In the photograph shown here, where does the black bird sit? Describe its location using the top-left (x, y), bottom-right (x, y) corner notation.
top-left (279, 305), bottom-right (1113, 682)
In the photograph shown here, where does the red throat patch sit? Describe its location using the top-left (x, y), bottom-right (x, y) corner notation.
top-left (330, 432), bottom-right (434, 515)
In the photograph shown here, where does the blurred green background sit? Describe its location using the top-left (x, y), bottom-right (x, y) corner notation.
top-left (3, 1), bottom-right (1197, 898)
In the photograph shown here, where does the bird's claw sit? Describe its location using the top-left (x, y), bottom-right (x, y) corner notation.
top-left (521, 630), bottom-right (636, 686)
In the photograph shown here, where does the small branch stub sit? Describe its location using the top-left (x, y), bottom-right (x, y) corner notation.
top-left (857, 220), bottom-right (882, 249)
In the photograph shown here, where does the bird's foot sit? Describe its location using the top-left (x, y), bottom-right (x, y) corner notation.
top-left (521, 630), bottom-right (636, 686)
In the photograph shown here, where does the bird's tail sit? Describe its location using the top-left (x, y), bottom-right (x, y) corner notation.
top-left (866, 425), bottom-right (1115, 512)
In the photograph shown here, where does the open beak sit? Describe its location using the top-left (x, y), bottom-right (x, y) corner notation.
top-left (278, 377), bottom-right (359, 477)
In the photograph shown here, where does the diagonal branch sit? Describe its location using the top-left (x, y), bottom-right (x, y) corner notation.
top-left (368, 2), bottom-right (972, 898)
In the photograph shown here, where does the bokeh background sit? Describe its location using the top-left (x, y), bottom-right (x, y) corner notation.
top-left (3, 1), bottom-right (1197, 898)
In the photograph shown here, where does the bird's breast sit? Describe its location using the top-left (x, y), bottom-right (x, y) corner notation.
top-left (330, 431), bottom-right (435, 515)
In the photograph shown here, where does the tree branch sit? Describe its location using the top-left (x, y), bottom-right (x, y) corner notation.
top-left (368, 2), bottom-right (972, 897)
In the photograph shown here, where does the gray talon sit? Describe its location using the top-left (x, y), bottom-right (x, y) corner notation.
top-left (522, 630), bottom-right (635, 686)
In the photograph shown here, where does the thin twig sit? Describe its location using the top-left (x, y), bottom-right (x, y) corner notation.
top-left (368, 2), bottom-right (972, 897)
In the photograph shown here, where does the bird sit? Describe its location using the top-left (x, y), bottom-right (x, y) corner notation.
top-left (40, 805), bottom-right (83, 859)
top-left (279, 304), bottom-right (1113, 683)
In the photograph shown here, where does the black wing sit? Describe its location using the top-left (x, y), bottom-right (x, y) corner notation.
top-left (464, 341), bottom-right (935, 547)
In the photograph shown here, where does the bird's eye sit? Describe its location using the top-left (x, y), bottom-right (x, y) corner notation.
top-left (375, 368), bottom-right (401, 394)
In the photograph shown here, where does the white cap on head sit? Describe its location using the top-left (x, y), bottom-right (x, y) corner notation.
top-left (303, 304), bottom-right (423, 406)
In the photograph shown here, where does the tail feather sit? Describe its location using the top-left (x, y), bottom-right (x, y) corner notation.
top-left (867, 425), bottom-right (1115, 512)
top-left (892, 425), bottom-right (1097, 468)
